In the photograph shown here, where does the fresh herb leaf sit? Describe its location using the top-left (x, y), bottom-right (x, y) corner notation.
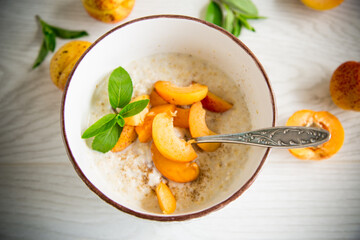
top-left (49, 26), bottom-right (88, 39)
top-left (92, 124), bottom-right (122, 153)
top-left (116, 114), bottom-right (125, 127)
top-left (222, 0), bottom-right (258, 15)
top-left (223, 3), bottom-right (235, 33)
top-left (238, 13), bottom-right (266, 19)
top-left (236, 14), bottom-right (255, 32)
top-left (119, 99), bottom-right (149, 118)
top-left (81, 113), bottom-right (117, 139)
top-left (108, 66), bottom-right (133, 109)
top-left (44, 31), bottom-right (56, 52)
top-left (205, 1), bottom-right (223, 27)
top-left (32, 39), bottom-right (49, 69)
top-left (232, 18), bottom-right (242, 37)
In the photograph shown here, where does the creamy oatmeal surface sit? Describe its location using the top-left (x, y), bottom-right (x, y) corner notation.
top-left (87, 53), bottom-right (251, 213)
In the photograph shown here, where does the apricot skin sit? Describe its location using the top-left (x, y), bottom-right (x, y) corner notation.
top-left (81, 0), bottom-right (135, 23)
top-left (301, 0), bottom-right (343, 10)
top-left (50, 41), bottom-right (91, 90)
top-left (151, 143), bottom-right (199, 183)
top-left (189, 102), bottom-right (221, 152)
top-left (173, 107), bottom-right (190, 128)
top-left (330, 61), bottom-right (360, 112)
top-left (286, 110), bottom-right (344, 160)
top-left (111, 125), bottom-right (137, 152)
top-left (150, 89), bottom-right (168, 107)
top-left (154, 81), bottom-right (208, 105)
top-left (152, 112), bottom-right (197, 162)
top-left (135, 104), bottom-right (176, 143)
top-left (156, 182), bottom-right (176, 214)
top-left (201, 91), bottom-right (233, 113)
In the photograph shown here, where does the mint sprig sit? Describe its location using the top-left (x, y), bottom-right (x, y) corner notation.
top-left (82, 67), bottom-right (149, 153)
top-left (32, 15), bottom-right (88, 69)
top-left (204, 0), bottom-right (266, 37)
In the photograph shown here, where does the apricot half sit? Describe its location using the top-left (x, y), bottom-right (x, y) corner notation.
top-left (135, 104), bottom-right (176, 143)
top-left (301, 0), bottom-right (343, 11)
top-left (286, 110), bottom-right (344, 160)
top-left (151, 143), bottom-right (199, 183)
top-left (152, 112), bottom-right (197, 162)
top-left (201, 91), bottom-right (233, 113)
top-left (154, 81), bottom-right (208, 105)
top-left (156, 182), bottom-right (176, 214)
top-left (330, 61), bottom-right (360, 112)
top-left (189, 102), bottom-right (221, 152)
top-left (112, 125), bottom-right (137, 152)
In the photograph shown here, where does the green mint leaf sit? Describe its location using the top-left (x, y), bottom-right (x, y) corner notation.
top-left (40, 20), bottom-right (56, 52)
top-left (237, 14), bottom-right (255, 32)
top-left (223, 4), bottom-right (235, 33)
top-left (108, 66), bottom-right (133, 109)
top-left (116, 114), bottom-right (125, 127)
top-left (238, 13), bottom-right (266, 19)
top-left (205, 1), bottom-right (223, 27)
top-left (222, 0), bottom-right (258, 16)
top-left (232, 18), bottom-right (242, 37)
top-left (81, 113), bottom-right (117, 139)
top-left (32, 38), bottom-right (49, 69)
top-left (119, 99), bottom-right (149, 118)
top-left (92, 124), bottom-right (122, 153)
top-left (49, 26), bottom-right (88, 39)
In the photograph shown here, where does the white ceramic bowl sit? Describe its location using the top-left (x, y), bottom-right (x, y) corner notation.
top-left (62, 15), bottom-right (276, 221)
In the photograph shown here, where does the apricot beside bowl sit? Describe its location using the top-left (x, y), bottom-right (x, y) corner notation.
top-left (61, 15), bottom-right (276, 221)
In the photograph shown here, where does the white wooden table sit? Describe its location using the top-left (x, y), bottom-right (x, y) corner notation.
top-left (1, 0), bottom-right (359, 239)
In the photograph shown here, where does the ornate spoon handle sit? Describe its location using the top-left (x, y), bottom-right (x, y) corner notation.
top-left (192, 126), bottom-right (330, 149)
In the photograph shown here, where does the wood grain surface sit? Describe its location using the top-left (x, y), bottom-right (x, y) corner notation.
top-left (0, 0), bottom-right (359, 239)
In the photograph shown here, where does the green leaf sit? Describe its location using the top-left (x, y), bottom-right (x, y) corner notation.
top-left (223, 4), bottom-right (235, 33)
top-left (108, 66), bottom-right (133, 109)
top-left (236, 14), bottom-right (255, 32)
top-left (119, 99), bottom-right (149, 118)
top-left (116, 115), bottom-right (125, 127)
top-left (49, 26), bottom-right (88, 39)
top-left (222, 0), bottom-right (258, 15)
top-left (32, 38), bottom-right (49, 69)
top-left (205, 1), bottom-right (223, 27)
top-left (232, 18), bottom-right (242, 37)
top-left (44, 31), bottom-right (56, 52)
top-left (238, 13), bottom-right (266, 19)
top-left (92, 124), bottom-right (122, 153)
top-left (81, 114), bottom-right (117, 139)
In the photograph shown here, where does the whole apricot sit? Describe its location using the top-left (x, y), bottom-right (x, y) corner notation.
top-left (50, 40), bottom-right (91, 90)
top-left (330, 61), bottom-right (360, 112)
top-left (81, 0), bottom-right (135, 23)
top-left (301, 0), bottom-right (343, 11)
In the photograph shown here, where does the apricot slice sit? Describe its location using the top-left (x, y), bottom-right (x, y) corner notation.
top-left (189, 102), bottom-right (221, 152)
top-left (124, 95), bottom-right (150, 126)
top-left (151, 143), bottom-right (199, 183)
top-left (156, 182), bottom-right (176, 214)
top-left (330, 61), bottom-right (360, 112)
top-left (152, 112), bottom-right (197, 162)
top-left (286, 110), bottom-right (344, 160)
top-left (150, 89), bottom-right (168, 107)
top-left (111, 125), bottom-right (137, 152)
top-left (173, 107), bottom-right (190, 128)
top-left (201, 91), bottom-right (233, 113)
top-left (135, 104), bottom-right (176, 143)
top-left (154, 81), bottom-right (208, 105)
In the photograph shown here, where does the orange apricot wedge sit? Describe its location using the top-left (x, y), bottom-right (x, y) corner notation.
top-left (173, 107), bottom-right (190, 128)
top-left (286, 110), bottom-right (344, 160)
top-left (152, 112), bottom-right (197, 162)
top-left (151, 143), bottom-right (199, 183)
top-left (150, 89), bottom-right (169, 107)
top-left (135, 104), bottom-right (176, 143)
top-left (156, 182), bottom-right (176, 214)
top-left (154, 81), bottom-right (208, 105)
top-left (111, 125), bottom-right (137, 152)
top-left (124, 95), bottom-right (150, 126)
top-left (189, 102), bottom-right (221, 152)
top-left (201, 91), bottom-right (233, 113)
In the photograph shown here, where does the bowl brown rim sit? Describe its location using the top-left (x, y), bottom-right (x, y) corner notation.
top-left (61, 14), bottom-right (276, 221)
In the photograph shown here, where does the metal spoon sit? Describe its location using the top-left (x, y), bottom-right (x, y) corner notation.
top-left (191, 126), bottom-right (330, 148)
